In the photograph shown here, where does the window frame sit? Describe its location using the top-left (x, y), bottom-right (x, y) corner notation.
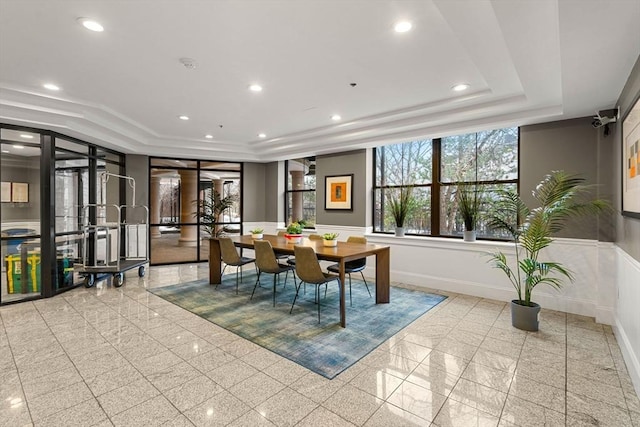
top-left (373, 127), bottom-right (520, 240)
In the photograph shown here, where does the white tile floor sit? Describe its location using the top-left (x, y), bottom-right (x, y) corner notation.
top-left (1, 263), bottom-right (639, 426)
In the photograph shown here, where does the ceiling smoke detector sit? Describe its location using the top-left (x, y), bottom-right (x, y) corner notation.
top-left (179, 58), bottom-right (197, 70)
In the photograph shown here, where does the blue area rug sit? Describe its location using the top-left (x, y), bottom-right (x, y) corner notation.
top-left (149, 272), bottom-right (446, 379)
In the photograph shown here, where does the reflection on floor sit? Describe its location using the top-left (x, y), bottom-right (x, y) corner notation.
top-left (1, 263), bottom-right (639, 426)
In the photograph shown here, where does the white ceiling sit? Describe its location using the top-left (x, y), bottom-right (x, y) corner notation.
top-left (0, 0), bottom-right (638, 162)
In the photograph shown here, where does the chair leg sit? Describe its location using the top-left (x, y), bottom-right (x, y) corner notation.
top-left (217, 264), bottom-right (228, 289)
top-left (316, 285), bottom-right (321, 322)
top-left (348, 273), bottom-right (352, 307)
top-left (273, 273), bottom-right (278, 307)
top-left (360, 271), bottom-right (371, 297)
top-left (290, 280), bottom-right (303, 314)
top-left (250, 271), bottom-right (261, 300)
top-left (235, 267), bottom-right (240, 294)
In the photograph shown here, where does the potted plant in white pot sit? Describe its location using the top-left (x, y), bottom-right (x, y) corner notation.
top-left (388, 187), bottom-right (414, 237)
top-left (284, 222), bottom-right (304, 243)
top-left (322, 232), bottom-right (339, 247)
top-left (457, 184), bottom-right (483, 242)
top-left (250, 228), bottom-right (264, 239)
top-left (487, 171), bottom-right (608, 331)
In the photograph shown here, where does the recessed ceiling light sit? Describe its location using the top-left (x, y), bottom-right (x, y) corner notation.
top-left (77, 17), bottom-right (104, 32)
top-left (43, 83), bottom-right (60, 91)
top-left (178, 115), bottom-right (189, 121)
top-left (331, 114), bottom-right (341, 121)
top-left (205, 134), bottom-right (213, 139)
top-left (20, 134), bottom-right (34, 139)
top-left (258, 133), bottom-right (266, 138)
top-left (249, 84), bottom-right (263, 92)
top-left (13, 145), bottom-right (25, 149)
top-left (394, 21), bottom-right (412, 33)
top-left (452, 83), bottom-right (470, 92)
top-left (1, 150), bottom-right (9, 153)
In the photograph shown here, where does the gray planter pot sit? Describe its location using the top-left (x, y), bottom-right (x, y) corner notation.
top-left (511, 300), bottom-right (540, 332)
top-left (463, 230), bottom-right (476, 242)
top-left (395, 227), bottom-right (405, 237)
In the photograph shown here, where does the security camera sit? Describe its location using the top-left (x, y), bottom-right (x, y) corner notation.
top-left (592, 108), bottom-right (619, 128)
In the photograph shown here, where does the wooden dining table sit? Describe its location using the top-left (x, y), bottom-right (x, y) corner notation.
top-left (208, 234), bottom-right (390, 327)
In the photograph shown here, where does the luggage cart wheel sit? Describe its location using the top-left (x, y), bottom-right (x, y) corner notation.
top-left (114, 273), bottom-right (124, 287)
top-left (84, 275), bottom-right (95, 288)
top-left (138, 266), bottom-right (145, 277)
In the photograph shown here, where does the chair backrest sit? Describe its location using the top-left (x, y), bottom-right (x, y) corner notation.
top-left (308, 234), bottom-right (323, 241)
top-left (277, 230), bottom-right (287, 237)
top-left (254, 240), bottom-right (281, 273)
top-left (219, 237), bottom-right (241, 264)
top-left (346, 236), bottom-right (367, 268)
top-left (294, 245), bottom-right (328, 284)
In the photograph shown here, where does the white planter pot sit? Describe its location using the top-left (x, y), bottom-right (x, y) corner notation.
top-left (251, 233), bottom-right (263, 239)
top-left (323, 239), bottom-right (337, 247)
top-left (284, 234), bottom-right (303, 244)
top-left (395, 227), bottom-right (405, 237)
top-left (463, 230), bottom-right (476, 242)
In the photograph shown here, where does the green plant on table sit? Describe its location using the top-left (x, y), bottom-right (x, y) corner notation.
top-left (250, 228), bottom-right (264, 234)
top-left (286, 222), bottom-right (303, 235)
top-left (322, 232), bottom-right (339, 241)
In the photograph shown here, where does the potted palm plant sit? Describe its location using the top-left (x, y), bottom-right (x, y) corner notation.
top-left (487, 171), bottom-right (608, 331)
top-left (388, 187), bottom-right (413, 237)
top-left (322, 232), bottom-right (339, 247)
top-left (193, 190), bottom-right (237, 238)
top-left (457, 184), bottom-right (483, 242)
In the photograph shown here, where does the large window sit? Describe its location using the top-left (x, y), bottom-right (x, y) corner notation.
top-left (285, 157), bottom-right (316, 227)
top-left (374, 127), bottom-right (518, 239)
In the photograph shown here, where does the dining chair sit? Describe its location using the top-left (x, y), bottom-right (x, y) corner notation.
top-left (286, 234), bottom-right (321, 268)
top-left (219, 237), bottom-right (256, 294)
top-left (327, 235), bottom-right (371, 306)
top-left (290, 245), bottom-right (341, 322)
top-left (251, 239), bottom-right (296, 306)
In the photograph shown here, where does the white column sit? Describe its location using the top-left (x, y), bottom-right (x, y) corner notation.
top-left (290, 170), bottom-right (304, 222)
top-left (178, 170), bottom-right (198, 247)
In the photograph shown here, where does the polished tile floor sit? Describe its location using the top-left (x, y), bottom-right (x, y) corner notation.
top-left (1, 264), bottom-right (639, 427)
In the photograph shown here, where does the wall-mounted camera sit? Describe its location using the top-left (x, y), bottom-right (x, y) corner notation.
top-left (592, 108), bottom-right (619, 128)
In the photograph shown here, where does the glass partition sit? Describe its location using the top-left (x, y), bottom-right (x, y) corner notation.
top-left (1, 129), bottom-right (42, 302)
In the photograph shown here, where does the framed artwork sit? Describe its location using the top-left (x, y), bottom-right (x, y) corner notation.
top-left (1, 182), bottom-right (10, 202)
top-left (11, 182), bottom-right (29, 203)
top-left (622, 93), bottom-right (640, 218)
top-left (325, 174), bottom-right (353, 210)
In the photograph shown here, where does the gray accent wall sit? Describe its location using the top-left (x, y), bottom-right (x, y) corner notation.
top-left (316, 150), bottom-right (368, 227)
top-left (615, 56), bottom-right (640, 261)
top-left (242, 162), bottom-right (266, 222)
top-left (0, 156), bottom-right (41, 221)
top-left (520, 118), bottom-right (615, 241)
top-left (264, 161), bottom-right (282, 222)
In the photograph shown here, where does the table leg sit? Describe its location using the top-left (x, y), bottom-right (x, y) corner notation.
top-left (375, 248), bottom-right (390, 303)
top-left (209, 238), bottom-right (222, 285)
top-left (339, 259), bottom-right (346, 328)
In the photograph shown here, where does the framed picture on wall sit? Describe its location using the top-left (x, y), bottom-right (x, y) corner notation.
top-left (1, 182), bottom-right (10, 202)
top-left (11, 182), bottom-right (29, 203)
top-left (325, 174), bottom-right (353, 210)
top-left (622, 93), bottom-right (640, 219)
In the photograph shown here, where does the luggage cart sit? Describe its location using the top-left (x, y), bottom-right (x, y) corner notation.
top-left (75, 173), bottom-right (149, 288)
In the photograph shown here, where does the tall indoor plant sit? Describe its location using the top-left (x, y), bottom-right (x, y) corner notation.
top-left (457, 184), bottom-right (483, 242)
top-left (487, 171), bottom-right (607, 331)
top-left (193, 190), bottom-right (237, 238)
top-left (388, 187), bottom-right (413, 237)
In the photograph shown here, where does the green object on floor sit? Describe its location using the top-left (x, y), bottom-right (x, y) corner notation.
top-left (5, 252), bottom-right (41, 294)
top-left (149, 273), bottom-right (446, 379)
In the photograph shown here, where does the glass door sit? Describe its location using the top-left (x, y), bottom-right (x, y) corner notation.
top-left (1, 129), bottom-right (42, 303)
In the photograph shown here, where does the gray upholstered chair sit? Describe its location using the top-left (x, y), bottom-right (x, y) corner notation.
top-left (251, 239), bottom-right (296, 306)
top-left (290, 245), bottom-right (340, 322)
top-left (219, 237), bottom-right (256, 294)
top-left (327, 235), bottom-right (371, 306)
